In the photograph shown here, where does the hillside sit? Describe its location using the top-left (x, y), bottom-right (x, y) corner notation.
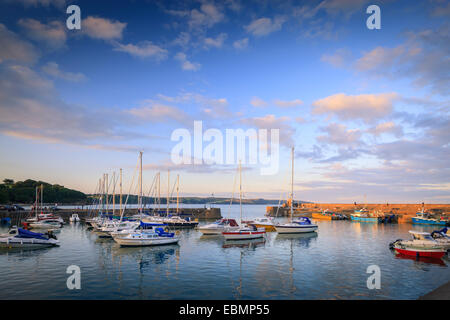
top-left (0, 179), bottom-right (87, 204)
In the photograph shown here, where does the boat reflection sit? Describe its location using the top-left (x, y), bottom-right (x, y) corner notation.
top-left (111, 244), bottom-right (179, 266)
top-left (392, 250), bottom-right (447, 267)
top-left (222, 238), bottom-right (266, 249)
top-left (275, 232), bottom-right (317, 248)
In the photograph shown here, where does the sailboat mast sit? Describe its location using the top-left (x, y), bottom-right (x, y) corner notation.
top-left (40, 184), bottom-right (43, 214)
top-left (119, 168), bottom-right (122, 213)
top-left (158, 172), bottom-right (161, 212)
top-left (139, 151), bottom-right (143, 216)
top-left (112, 171), bottom-right (116, 216)
top-left (291, 147), bottom-right (294, 221)
top-left (35, 186), bottom-right (38, 218)
top-left (167, 170), bottom-right (170, 216)
top-left (239, 160), bottom-right (242, 223)
top-left (176, 174), bottom-right (180, 214)
top-left (105, 173), bottom-right (109, 214)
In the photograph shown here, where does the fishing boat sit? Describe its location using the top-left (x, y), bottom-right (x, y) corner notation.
top-left (222, 161), bottom-right (266, 241)
top-left (0, 227), bottom-right (59, 248)
top-left (198, 218), bottom-right (239, 235)
top-left (241, 217), bottom-right (276, 232)
top-left (390, 231), bottom-right (448, 259)
top-left (312, 209), bottom-right (346, 220)
top-left (275, 147), bottom-right (318, 234)
top-left (411, 209), bottom-right (448, 226)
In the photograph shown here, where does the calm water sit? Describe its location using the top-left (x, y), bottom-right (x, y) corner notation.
top-left (0, 204), bottom-right (448, 300)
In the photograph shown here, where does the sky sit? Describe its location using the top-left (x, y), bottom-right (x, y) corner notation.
top-left (0, 0), bottom-right (449, 203)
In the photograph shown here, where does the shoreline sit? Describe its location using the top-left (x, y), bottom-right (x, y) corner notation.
top-left (419, 281), bottom-right (450, 300)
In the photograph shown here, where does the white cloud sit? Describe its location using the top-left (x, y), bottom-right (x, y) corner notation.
top-left (83, 16), bottom-right (126, 40)
top-left (0, 24), bottom-right (38, 64)
top-left (233, 37), bottom-right (248, 49)
top-left (245, 16), bottom-right (286, 36)
top-left (250, 97), bottom-right (267, 108)
top-left (113, 41), bottom-right (168, 60)
top-left (321, 48), bottom-right (352, 68)
top-left (41, 62), bottom-right (86, 82)
top-left (241, 114), bottom-right (294, 147)
top-left (18, 18), bottom-right (66, 49)
top-left (317, 123), bottom-right (362, 146)
top-left (127, 102), bottom-right (190, 124)
top-left (174, 52), bottom-right (201, 71)
top-left (368, 121), bottom-right (403, 138)
top-left (273, 99), bottom-right (303, 108)
top-left (312, 92), bottom-right (399, 123)
top-left (204, 33), bottom-right (227, 48)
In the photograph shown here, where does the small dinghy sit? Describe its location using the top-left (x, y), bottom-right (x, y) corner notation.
top-left (0, 227), bottom-right (60, 249)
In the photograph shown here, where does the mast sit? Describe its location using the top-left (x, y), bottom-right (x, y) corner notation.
top-left (112, 171), bottom-right (116, 216)
top-left (239, 160), bottom-right (242, 223)
top-left (40, 184), bottom-right (43, 214)
top-left (167, 170), bottom-right (170, 216)
top-left (158, 172), bottom-right (161, 212)
top-left (105, 173), bottom-right (109, 214)
top-left (119, 168), bottom-right (123, 213)
top-left (139, 151), bottom-right (143, 216)
top-left (176, 174), bottom-right (180, 214)
top-left (35, 186), bottom-right (38, 218)
top-left (291, 147), bottom-right (294, 221)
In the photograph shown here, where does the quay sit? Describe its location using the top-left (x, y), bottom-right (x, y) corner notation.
top-left (0, 207), bottom-right (222, 224)
top-left (267, 202), bottom-right (450, 223)
top-left (419, 281), bottom-right (450, 300)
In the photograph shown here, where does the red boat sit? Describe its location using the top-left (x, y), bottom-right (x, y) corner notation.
top-left (394, 247), bottom-right (446, 259)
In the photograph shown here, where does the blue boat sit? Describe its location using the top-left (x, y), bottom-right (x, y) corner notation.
top-left (350, 215), bottom-right (379, 223)
top-left (412, 213), bottom-right (447, 225)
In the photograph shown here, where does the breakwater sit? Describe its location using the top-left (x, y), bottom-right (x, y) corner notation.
top-left (266, 203), bottom-right (450, 222)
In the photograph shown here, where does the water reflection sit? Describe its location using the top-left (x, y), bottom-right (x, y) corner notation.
top-left (392, 250), bottom-right (447, 268)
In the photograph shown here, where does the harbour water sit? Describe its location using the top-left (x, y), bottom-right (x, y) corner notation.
top-left (0, 204), bottom-right (448, 300)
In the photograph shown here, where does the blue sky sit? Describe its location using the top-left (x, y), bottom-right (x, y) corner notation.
top-left (0, 0), bottom-right (448, 203)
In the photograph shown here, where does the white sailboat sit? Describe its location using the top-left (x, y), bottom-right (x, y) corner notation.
top-left (275, 147), bottom-right (318, 234)
top-left (222, 161), bottom-right (266, 240)
top-left (112, 151), bottom-right (179, 247)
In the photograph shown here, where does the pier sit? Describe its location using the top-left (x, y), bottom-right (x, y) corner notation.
top-left (0, 207), bottom-right (222, 224)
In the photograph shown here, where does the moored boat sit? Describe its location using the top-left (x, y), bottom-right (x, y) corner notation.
top-left (390, 230), bottom-right (448, 259)
top-left (198, 218), bottom-right (239, 235)
top-left (241, 217), bottom-right (276, 232)
top-left (0, 227), bottom-right (59, 249)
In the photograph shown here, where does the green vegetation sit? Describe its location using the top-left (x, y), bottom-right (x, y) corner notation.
top-left (0, 179), bottom-right (87, 204)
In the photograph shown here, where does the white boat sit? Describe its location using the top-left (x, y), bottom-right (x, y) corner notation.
top-left (198, 218), bottom-right (240, 235)
top-left (98, 220), bottom-right (140, 238)
top-left (28, 219), bottom-right (62, 230)
top-left (390, 230), bottom-right (450, 250)
top-left (241, 217), bottom-right (276, 232)
top-left (69, 214), bottom-right (80, 222)
top-left (0, 227), bottom-right (59, 248)
top-left (430, 228), bottom-right (450, 249)
top-left (221, 161), bottom-right (266, 240)
top-left (275, 147), bottom-right (318, 234)
top-left (275, 217), bottom-right (318, 234)
top-left (111, 152), bottom-right (180, 247)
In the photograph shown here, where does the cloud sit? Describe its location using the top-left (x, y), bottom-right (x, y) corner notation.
top-left (321, 48), bottom-right (352, 68)
top-left (174, 52), bottom-right (201, 71)
top-left (273, 99), bottom-right (303, 108)
top-left (233, 37), bottom-right (248, 49)
top-left (0, 24), bottom-right (38, 64)
top-left (241, 114), bottom-right (294, 147)
top-left (83, 16), bottom-right (127, 40)
top-left (41, 62), bottom-right (86, 82)
top-left (8, 0), bottom-right (66, 8)
top-left (250, 97), bottom-right (267, 108)
top-left (127, 101), bottom-right (191, 124)
top-left (317, 123), bottom-right (362, 146)
top-left (204, 33), bottom-right (227, 48)
top-left (245, 16), bottom-right (286, 37)
top-left (312, 92), bottom-right (399, 123)
top-left (354, 24), bottom-right (450, 95)
top-left (18, 18), bottom-right (66, 49)
top-left (368, 121), bottom-right (403, 138)
top-left (113, 41), bottom-right (168, 60)
top-left (166, 2), bottom-right (224, 32)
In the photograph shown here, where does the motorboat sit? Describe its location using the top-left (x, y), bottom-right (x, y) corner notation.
top-left (0, 227), bottom-right (60, 248)
top-left (69, 214), bottom-right (80, 222)
top-left (142, 215), bottom-right (198, 228)
top-left (112, 227), bottom-right (179, 247)
top-left (198, 218), bottom-right (239, 235)
top-left (97, 220), bottom-right (140, 238)
top-left (276, 217), bottom-right (318, 234)
top-left (25, 219), bottom-right (62, 230)
top-left (275, 147), bottom-right (318, 234)
top-left (241, 217), bottom-right (276, 232)
top-left (312, 209), bottom-right (347, 220)
top-left (389, 230), bottom-right (448, 259)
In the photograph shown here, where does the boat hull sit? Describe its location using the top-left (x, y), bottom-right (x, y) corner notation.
top-left (275, 225), bottom-right (318, 234)
top-left (411, 217), bottom-right (447, 226)
top-left (394, 247), bottom-right (446, 259)
top-left (350, 215), bottom-right (379, 223)
top-left (0, 238), bottom-right (59, 248)
top-left (222, 231), bottom-right (265, 240)
top-left (312, 213), bottom-right (333, 220)
top-left (113, 236), bottom-right (179, 247)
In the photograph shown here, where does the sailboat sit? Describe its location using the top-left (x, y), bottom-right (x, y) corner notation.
top-left (112, 151), bottom-right (180, 247)
top-left (275, 147), bottom-right (318, 234)
top-left (222, 161), bottom-right (266, 240)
